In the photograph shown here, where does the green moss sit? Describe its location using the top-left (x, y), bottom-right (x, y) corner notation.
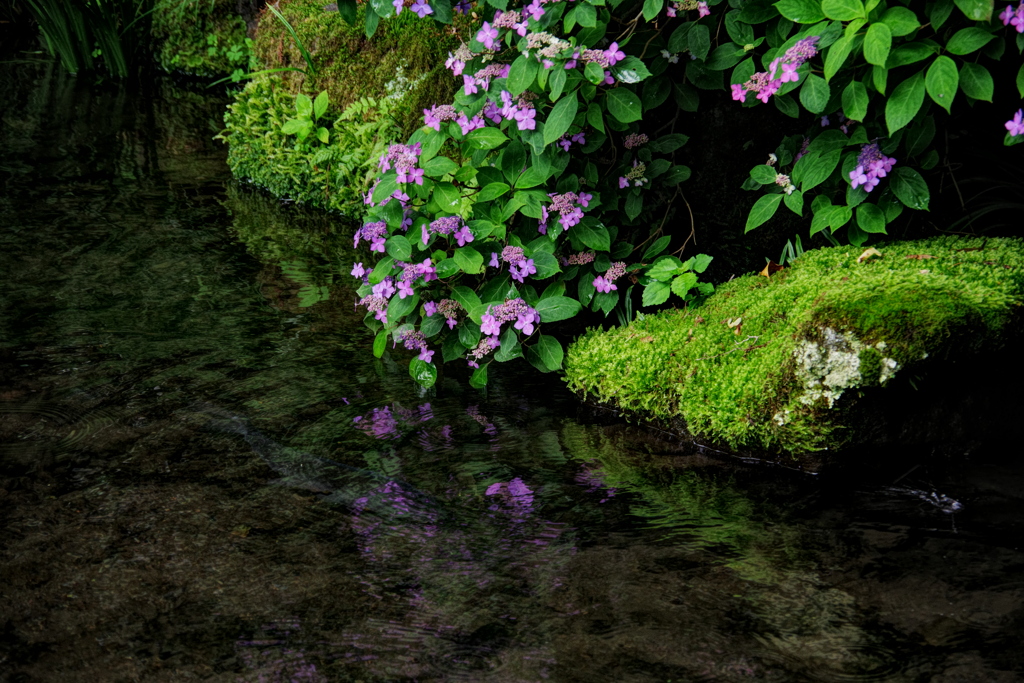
top-left (564, 236), bottom-right (1024, 455)
top-left (152, 0), bottom-right (250, 76)
top-left (219, 76), bottom-right (398, 217)
top-left (250, 0), bottom-right (471, 135)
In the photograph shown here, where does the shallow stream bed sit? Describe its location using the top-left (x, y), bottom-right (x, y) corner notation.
top-left (2, 56), bottom-right (1023, 682)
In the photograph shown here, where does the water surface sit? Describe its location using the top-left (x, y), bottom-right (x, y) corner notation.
top-left (2, 55), bottom-right (1023, 682)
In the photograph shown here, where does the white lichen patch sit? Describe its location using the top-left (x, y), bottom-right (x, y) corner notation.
top-left (793, 328), bottom-right (899, 408)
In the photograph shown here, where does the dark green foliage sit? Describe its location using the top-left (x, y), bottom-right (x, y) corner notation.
top-left (25, 0), bottom-right (154, 77)
top-left (220, 77), bottom-right (399, 216)
top-left (152, 0), bottom-right (251, 77)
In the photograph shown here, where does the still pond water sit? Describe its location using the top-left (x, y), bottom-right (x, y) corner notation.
top-left (2, 57), bottom-right (1023, 683)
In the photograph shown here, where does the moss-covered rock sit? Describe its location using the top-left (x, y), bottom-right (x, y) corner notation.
top-left (152, 0), bottom-right (252, 77)
top-left (564, 236), bottom-right (1024, 461)
top-left (219, 0), bottom-right (470, 215)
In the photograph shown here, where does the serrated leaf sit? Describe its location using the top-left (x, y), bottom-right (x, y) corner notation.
top-left (798, 148), bottom-right (842, 191)
top-left (688, 24), bottom-right (711, 61)
top-left (530, 334), bottom-right (563, 371)
top-left (642, 280), bottom-right (671, 306)
top-left (495, 327), bottom-right (523, 362)
top-left (469, 363), bottom-right (488, 389)
top-left (671, 272), bottom-right (698, 298)
top-left (422, 156), bottom-right (459, 177)
top-left (575, 222), bottom-right (611, 251)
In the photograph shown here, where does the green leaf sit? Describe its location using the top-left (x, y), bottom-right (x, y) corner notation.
top-left (584, 61), bottom-right (606, 85)
top-left (433, 181), bottom-right (461, 210)
top-left (885, 71), bottom-right (925, 135)
top-left (745, 193), bottom-right (784, 232)
top-left (535, 296), bottom-right (582, 322)
top-left (925, 55), bottom-right (958, 113)
top-left (507, 55), bottom-right (539, 96)
top-left (469, 363), bottom-right (488, 389)
top-left (863, 22), bottom-right (892, 66)
top-left (385, 235), bottom-right (412, 261)
top-left (364, 6), bottom-right (379, 37)
top-left (606, 89), bottom-right (643, 123)
top-left (477, 182), bottom-right (511, 202)
top-left (945, 27), bottom-right (995, 55)
top-left (774, 0), bottom-right (826, 23)
top-left (451, 285), bottom-right (481, 313)
top-left (750, 164), bottom-right (779, 184)
top-left (543, 93), bottom-right (579, 146)
top-left (668, 22), bottom-right (694, 54)
top-left (577, 1), bottom-right (597, 26)
top-left (798, 148), bottom-right (842, 191)
top-left (671, 272), bottom-right (699, 298)
top-left (409, 358), bottom-right (437, 388)
top-left (959, 62), bottom-right (993, 102)
top-left (774, 93), bottom-right (800, 118)
top-left (454, 246), bottom-right (484, 274)
top-left (905, 115), bottom-right (936, 156)
top-left (1019, 63), bottom-right (1024, 99)
top-left (642, 235), bottom-right (671, 261)
top-left (531, 251), bottom-right (561, 279)
top-left (953, 0), bottom-right (993, 21)
top-left (643, 0), bottom-right (663, 21)
top-left (822, 0), bottom-right (865, 20)
top-left (824, 34), bottom-right (854, 82)
top-left (929, 0), bottom-right (954, 28)
top-left (856, 202), bottom-right (887, 233)
top-left (662, 165), bottom-right (691, 185)
top-left (688, 24), bottom-right (711, 61)
top-left (611, 56), bottom-right (653, 84)
top-left (434, 258), bottom-right (459, 278)
top-left (495, 327), bottom-right (523, 362)
top-left (624, 192), bottom-right (643, 221)
top-left (647, 256), bottom-right (683, 281)
top-left (373, 330), bottom-right (388, 358)
top-left (726, 11), bottom-right (755, 43)
top-left (369, 256), bottom-right (395, 284)
top-left (280, 119), bottom-right (309, 136)
top-left (533, 334), bottom-right (564, 371)
top-left (458, 321), bottom-right (481, 348)
top-left (873, 64), bottom-right (888, 95)
top-left (575, 222), bottom-right (611, 251)
top-left (799, 73), bottom-right (831, 113)
top-left (422, 156), bottom-right (459, 177)
top-left (442, 333), bottom-right (467, 362)
top-left (296, 93), bottom-right (313, 118)
top-left (784, 188), bottom-right (804, 215)
top-left (642, 280), bottom-right (671, 307)
top-left (313, 90), bottom-right (328, 120)
top-left (649, 133), bottom-right (690, 153)
top-left (465, 127), bottom-right (509, 150)
top-left (548, 66), bottom-right (568, 101)
top-left (586, 102), bottom-right (605, 133)
top-left (880, 6), bottom-right (919, 35)
top-left (891, 167), bottom-right (930, 210)
top-left (842, 80), bottom-right (868, 121)
top-left (704, 44), bottom-right (747, 71)
top-left (691, 253), bottom-right (714, 273)
top-left (387, 291), bottom-right (418, 322)
top-left (887, 42), bottom-right (935, 68)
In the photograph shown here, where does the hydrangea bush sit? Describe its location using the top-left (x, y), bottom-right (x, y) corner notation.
top-left (330, 0), bottom-right (1024, 387)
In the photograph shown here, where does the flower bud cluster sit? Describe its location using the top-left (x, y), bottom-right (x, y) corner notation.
top-left (849, 142), bottom-right (896, 193)
top-left (399, 330), bottom-right (434, 363)
top-left (731, 36), bottom-right (819, 104)
top-left (593, 261), bottom-right (626, 294)
top-left (666, 0), bottom-right (709, 17)
top-left (623, 133), bottom-right (649, 149)
top-left (378, 143), bottom-right (424, 185)
top-left (354, 221), bottom-right (388, 252)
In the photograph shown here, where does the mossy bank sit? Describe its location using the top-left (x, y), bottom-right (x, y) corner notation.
top-left (564, 237), bottom-right (1024, 467)
top-left (219, 0), bottom-right (470, 217)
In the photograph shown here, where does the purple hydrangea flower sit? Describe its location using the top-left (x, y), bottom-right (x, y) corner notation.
top-left (1006, 108), bottom-right (1024, 136)
top-left (410, 0), bottom-right (432, 17)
